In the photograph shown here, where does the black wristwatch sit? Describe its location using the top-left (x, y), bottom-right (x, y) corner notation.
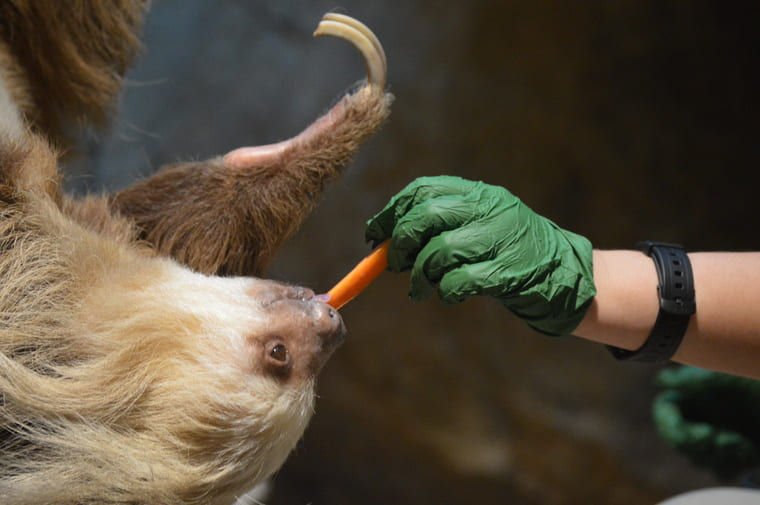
top-left (606, 241), bottom-right (696, 363)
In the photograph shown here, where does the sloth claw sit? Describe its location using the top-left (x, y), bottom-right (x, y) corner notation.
top-left (313, 13), bottom-right (387, 90)
top-left (223, 14), bottom-right (390, 170)
top-left (319, 13), bottom-right (387, 77)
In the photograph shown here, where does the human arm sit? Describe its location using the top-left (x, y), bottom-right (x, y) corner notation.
top-left (576, 250), bottom-right (760, 379)
top-left (367, 175), bottom-right (760, 476)
top-left (580, 251), bottom-right (760, 475)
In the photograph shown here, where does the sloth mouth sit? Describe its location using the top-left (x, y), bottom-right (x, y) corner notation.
top-left (313, 293), bottom-right (331, 303)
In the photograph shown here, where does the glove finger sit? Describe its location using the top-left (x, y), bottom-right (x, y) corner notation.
top-left (656, 366), bottom-right (760, 418)
top-left (668, 420), bottom-right (717, 463)
top-left (677, 426), bottom-right (756, 478)
top-left (657, 370), bottom-right (760, 450)
top-left (712, 430), bottom-right (760, 479)
top-left (437, 260), bottom-right (507, 304)
top-left (408, 225), bottom-right (504, 303)
top-left (388, 194), bottom-right (483, 272)
top-left (655, 366), bottom-right (717, 391)
top-left (652, 391), bottom-right (734, 466)
top-left (652, 391), bottom-right (690, 443)
top-left (365, 176), bottom-right (484, 244)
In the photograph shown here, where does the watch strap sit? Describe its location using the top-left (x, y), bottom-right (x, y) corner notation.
top-left (607, 242), bottom-right (695, 363)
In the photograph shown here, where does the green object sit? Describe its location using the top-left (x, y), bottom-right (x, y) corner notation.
top-left (365, 176), bottom-right (596, 336)
top-left (653, 366), bottom-right (760, 479)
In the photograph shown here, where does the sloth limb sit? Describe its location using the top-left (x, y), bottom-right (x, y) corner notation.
top-left (110, 14), bottom-right (394, 277)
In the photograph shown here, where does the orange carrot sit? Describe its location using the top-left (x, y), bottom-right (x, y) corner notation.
top-left (326, 240), bottom-right (390, 309)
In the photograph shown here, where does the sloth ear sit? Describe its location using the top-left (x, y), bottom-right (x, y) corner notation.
top-left (109, 14), bottom-right (392, 276)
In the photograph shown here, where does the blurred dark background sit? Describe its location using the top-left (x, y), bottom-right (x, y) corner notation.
top-left (64, 1), bottom-right (760, 503)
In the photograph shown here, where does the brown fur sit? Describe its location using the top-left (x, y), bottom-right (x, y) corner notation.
top-left (111, 88), bottom-right (393, 276)
top-left (0, 2), bottom-right (391, 504)
top-left (0, 0), bottom-right (149, 142)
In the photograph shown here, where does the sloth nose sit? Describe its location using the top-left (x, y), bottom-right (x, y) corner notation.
top-left (307, 302), bottom-right (346, 376)
top-left (314, 302), bottom-right (346, 350)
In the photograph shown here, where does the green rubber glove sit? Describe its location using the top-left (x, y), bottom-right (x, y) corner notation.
top-left (365, 176), bottom-right (596, 336)
top-left (653, 366), bottom-right (760, 480)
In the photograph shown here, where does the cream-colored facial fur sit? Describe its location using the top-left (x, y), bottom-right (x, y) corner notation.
top-left (0, 196), bottom-right (344, 504)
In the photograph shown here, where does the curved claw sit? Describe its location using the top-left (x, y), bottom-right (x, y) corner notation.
top-left (320, 13), bottom-right (387, 79)
top-left (313, 14), bottom-right (387, 90)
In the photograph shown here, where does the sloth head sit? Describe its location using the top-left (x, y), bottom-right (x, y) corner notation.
top-left (0, 219), bottom-right (345, 504)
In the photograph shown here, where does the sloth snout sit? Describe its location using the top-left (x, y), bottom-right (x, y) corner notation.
top-left (313, 303), bottom-right (346, 350)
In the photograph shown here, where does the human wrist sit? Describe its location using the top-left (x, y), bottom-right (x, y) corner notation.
top-left (573, 249), bottom-right (659, 349)
top-left (606, 243), bottom-right (695, 362)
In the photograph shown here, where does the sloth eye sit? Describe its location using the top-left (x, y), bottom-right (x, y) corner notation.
top-left (270, 343), bottom-right (289, 363)
top-left (263, 341), bottom-right (291, 377)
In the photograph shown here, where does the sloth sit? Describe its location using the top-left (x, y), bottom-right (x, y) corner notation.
top-left (0, 2), bottom-right (392, 504)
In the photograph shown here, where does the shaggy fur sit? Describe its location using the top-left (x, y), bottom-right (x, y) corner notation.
top-left (0, 2), bottom-right (392, 504)
top-left (0, 0), bottom-right (149, 141)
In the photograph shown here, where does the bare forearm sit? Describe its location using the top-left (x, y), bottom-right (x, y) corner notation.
top-left (575, 250), bottom-right (760, 379)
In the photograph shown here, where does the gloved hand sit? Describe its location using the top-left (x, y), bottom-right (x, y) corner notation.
top-left (365, 176), bottom-right (596, 336)
top-left (653, 366), bottom-right (760, 480)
